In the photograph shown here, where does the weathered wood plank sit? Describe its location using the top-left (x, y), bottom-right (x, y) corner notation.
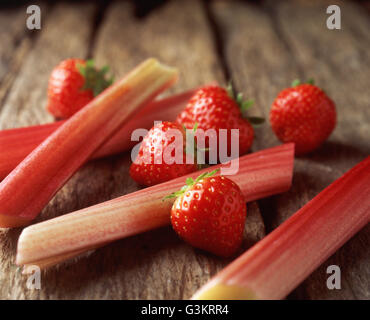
top-left (0, 2), bottom-right (95, 129)
top-left (211, 0), bottom-right (369, 299)
top-left (0, 2), bottom-right (99, 299)
top-left (0, 6), bottom-right (30, 82)
top-left (93, 0), bottom-right (225, 91)
top-left (0, 4), bottom-right (40, 110)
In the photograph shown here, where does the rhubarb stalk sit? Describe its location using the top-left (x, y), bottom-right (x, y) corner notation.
top-left (0, 89), bottom-right (195, 180)
top-left (0, 58), bottom-right (178, 228)
top-left (16, 143), bottom-right (294, 268)
top-left (192, 157), bottom-right (370, 300)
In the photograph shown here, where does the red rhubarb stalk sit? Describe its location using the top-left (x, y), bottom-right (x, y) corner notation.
top-left (0, 89), bottom-right (195, 180)
top-left (0, 58), bottom-right (178, 228)
top-left (192, 157), bottom-right (370, 300)
top-left (16, 143), bottom-right (294, 268)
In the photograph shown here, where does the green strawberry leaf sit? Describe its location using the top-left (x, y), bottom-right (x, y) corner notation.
top-left (163, 169), bottom-right (220, 200)
top-left (226, 83), bottom-right (263, 125)
top-left (186, 177), bottom-right (194, 186)
top-left (77, 59), bottom-right (114, 97)
top-left (291, 79), bottom-right (301, 87)
top-left (194, 172), bottom-right (208, 183)
top-left (241, 100), bottom-right (254, 113)
top-left (292, 78), bottom-right (315, 87)
top-left (306, 78), bottom-right (315, 85)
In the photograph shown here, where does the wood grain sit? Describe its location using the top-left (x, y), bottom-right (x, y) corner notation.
top-left (0, 2), bottom-right (95, 129)
top-left (93, 0), bottom-right (225, 91)
top-left (0, 1), bottom-right (100, 299)
top-left (0, 0), bottom-right (368, 300)
top-left (0, 3), bottom-right (45, 111)
top-left (210, 0), bottom-right (369, 299)
top-left (270, 0), bottom-right (370, 300)
top-left (0, 0), bottom-right (266, 299)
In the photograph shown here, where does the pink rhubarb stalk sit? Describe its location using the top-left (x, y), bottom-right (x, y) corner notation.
top-left (192, 157), bottom-right (370, 300)
top-left (0, 58), bottom-right (178, 228)
top-left (0, 89), bottom-right (195, 180)
top-left (16, 143), bottom-right (294, 268)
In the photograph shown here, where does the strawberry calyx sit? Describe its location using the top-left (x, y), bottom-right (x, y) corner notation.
top-left (183, 122), bottom-right (210, 170)
top-left (77, 59), bottom-right (114, 96)
top-left (291, 78), bottom-right (315, 87)
top-left (164, 168), bottom-right (220, 200)
top-left (226, 83), bottom-right (264, 126)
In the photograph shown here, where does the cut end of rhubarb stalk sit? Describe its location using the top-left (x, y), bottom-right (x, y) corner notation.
top-left (192, 282), bottom-right (256, 300)
top-left (127, 58), bottom-right (178, 94)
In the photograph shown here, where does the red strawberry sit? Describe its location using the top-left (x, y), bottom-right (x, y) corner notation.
top-left (130, 121), bottom-right (198, 186)
top-left (177, 85), bottom-right (262, 157)
top-left (169, 170), bottom-right (246, 257)
top-left (46, 58), bottom-right (113, 119)
top-left (270, 80), bottom-right (336, 155)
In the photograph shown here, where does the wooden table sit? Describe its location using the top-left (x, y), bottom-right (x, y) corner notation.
top-left (0, 0), bottom-right (369, 300)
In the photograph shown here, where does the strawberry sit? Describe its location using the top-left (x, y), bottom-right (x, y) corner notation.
top-left (270, 80), bottom-right (336, 155)
top-left (169, 170), bottom-right (246, 257)
top-left (176, 85), bottom-right (263, 157)
top-left (46, 58), bottom-right (113, 119)
top-left (130, 121), bottom-right (198, 186)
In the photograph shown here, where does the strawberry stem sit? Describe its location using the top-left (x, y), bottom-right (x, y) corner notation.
top-left (307, 78), bottom-right (315, 85)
